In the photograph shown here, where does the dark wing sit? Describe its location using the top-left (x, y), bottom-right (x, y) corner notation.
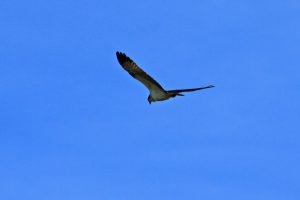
top-left (167, 85), bottom-right (215, 94)
top-left (116, 51), bottom-right (165, 92)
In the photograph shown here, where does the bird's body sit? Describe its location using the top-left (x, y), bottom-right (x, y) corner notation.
top-left (150, 89), bottom-right (170, 102)
top-left (116, 51), bottom-right (214, 104)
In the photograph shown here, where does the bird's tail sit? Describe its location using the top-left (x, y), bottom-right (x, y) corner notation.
top-left (167, 85), bottom-right (214, 97)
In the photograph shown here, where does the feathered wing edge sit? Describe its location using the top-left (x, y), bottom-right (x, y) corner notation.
top-left (116, 51), bottom-right (165, 92)
top-left (167, 85), bottom-right (215, 96)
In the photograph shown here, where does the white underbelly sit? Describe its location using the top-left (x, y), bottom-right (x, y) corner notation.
top-left (151, 90), bottom-right (169, 101)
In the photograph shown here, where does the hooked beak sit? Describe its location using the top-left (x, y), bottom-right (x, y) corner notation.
top-left (147, 96), bottom-right (152, 104)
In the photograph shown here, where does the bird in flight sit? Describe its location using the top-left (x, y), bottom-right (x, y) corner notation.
top-left (116, 51), bottom-right (214, 104)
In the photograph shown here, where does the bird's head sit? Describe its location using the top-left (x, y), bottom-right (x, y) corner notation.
top-left (147, 95), bottom-right (153, 104)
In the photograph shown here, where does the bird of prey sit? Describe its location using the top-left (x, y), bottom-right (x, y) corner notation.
top-left (116, 51), bottom-right (214, 104)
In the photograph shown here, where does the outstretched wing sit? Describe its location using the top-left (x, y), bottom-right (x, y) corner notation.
top-left (167, 85), bottom-right (215, 94)
top-left (116, 51), bottom-right (165, 92)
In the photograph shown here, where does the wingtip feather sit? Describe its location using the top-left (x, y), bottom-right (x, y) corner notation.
top-left (116, 51), bottom-right (129, 65)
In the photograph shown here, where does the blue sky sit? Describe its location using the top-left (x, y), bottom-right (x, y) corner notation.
top-left (1, 0), bottom-right (300, 199)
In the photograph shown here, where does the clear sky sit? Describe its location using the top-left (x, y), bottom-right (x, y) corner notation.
top-left (1, 0), bottom-right (300, 199)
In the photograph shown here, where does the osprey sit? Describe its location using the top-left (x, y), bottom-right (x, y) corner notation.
top-left (116, 51), bottom-right (214, 104)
